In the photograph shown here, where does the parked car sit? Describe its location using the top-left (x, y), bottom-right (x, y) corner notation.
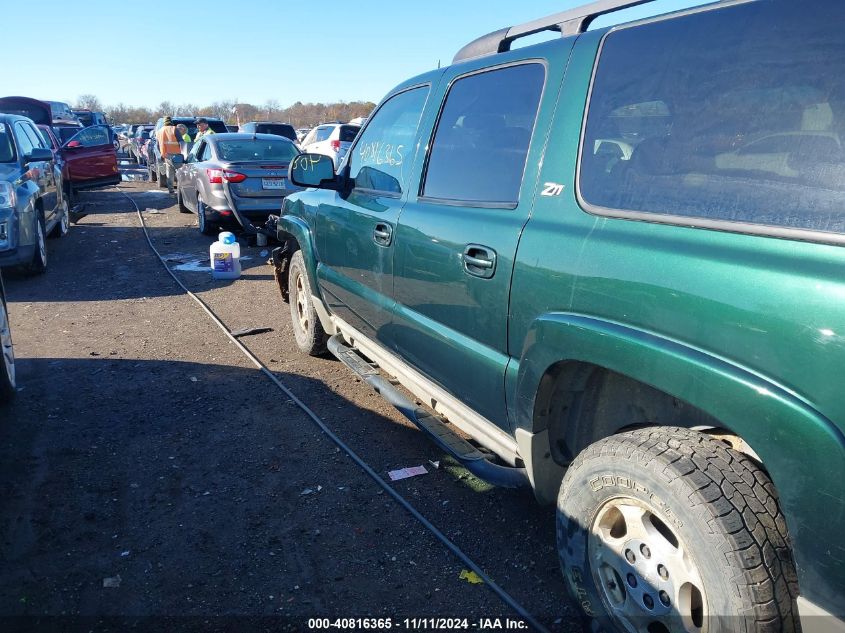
top-left (45, 101), bottom-right (78, 124)
top-left (73, 110), bottom-right (108, 127)
top-left (238, 121), bottom-right (297, 143)
top-left (174, 133), bottom-right (300, 235)
top-left (0, 269), bottom-right (14, 401)
top-left (0, 113), bottom-right (68, 273)
top-left (0, 99), bottom-right (121, 204)
top-left (128, 125), bottom-right (154, 164)
top-left (298, 123), bottom-right (359, 167)
top-left (148, 116), bottom-right (227, 188)
top-left (276, 1), bottom-right (845, 631)
top-left (295, 127), bottom-right (310, 142)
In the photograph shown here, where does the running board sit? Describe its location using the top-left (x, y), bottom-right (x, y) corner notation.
top-left (328, 335), bottom-right (530, 489)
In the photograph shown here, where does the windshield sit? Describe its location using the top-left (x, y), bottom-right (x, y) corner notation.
top-left (0, 125), bottom-right (15, 162)
top-left (216, 139), bottom-right (298, 162)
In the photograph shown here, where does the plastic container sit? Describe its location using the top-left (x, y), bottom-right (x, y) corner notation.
top-left (210, 232), bottom-right (241, 280)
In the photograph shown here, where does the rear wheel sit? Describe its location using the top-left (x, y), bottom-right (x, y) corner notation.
top-left (49, 198), bottom-right (70, 238)
top-left (288, 250), bottom-right (328, 356)
top-left (27, 211), bottom-right (47, 274)
top-left (0, 279), bottom-right (15, 401)
top-left (556, 427), bottom-right (799, 633)
top-left (197, 198), bottom-right (217, 236)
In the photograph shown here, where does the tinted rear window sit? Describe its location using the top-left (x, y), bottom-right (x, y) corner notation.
top-left (580, 0), bottom-right (845, 236)
top-left (339, 125), bottom-right (359, 142)
top-left (255, 124), bottom-right (296, 141)
top-left (216, 139), bottom-right (298, 162)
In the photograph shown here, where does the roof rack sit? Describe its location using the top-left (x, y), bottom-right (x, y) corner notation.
top-left (453, 0), bottom-right (655, 63)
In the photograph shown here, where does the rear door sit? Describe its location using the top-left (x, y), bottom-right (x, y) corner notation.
top-left (315, 84), bottom-right (434, 338)
top-left (390, 57), bottom-right (561, 429)
top-left (61, 125), bottom-right (119, 185)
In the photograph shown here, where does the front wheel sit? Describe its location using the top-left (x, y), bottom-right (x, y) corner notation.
top-left (0, 278), bottom-right (15, 401)
top-left (27, 211), bottom-right (47, 274)
top-left (288, 250), bottom-right (328, 356)
top-left (556, 427), bottom-right (799, 633)
top-left (196, 198), bottom-right (217, 236)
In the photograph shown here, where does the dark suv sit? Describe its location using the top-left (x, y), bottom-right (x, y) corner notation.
top-left (238, 121), bottom-right (297, 143)
top-left (275, 1), bottom-right (845, 630)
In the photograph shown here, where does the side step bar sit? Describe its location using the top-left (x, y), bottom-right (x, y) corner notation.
top-left (328, 335), bottom-right (530, 489)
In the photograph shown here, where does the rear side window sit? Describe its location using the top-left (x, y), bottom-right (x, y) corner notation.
top-left (315, 127), bottom-right (333, 142)
top-left (580, 0), bottom-right (845, 236)
top-left (350, 86), bottom-right (429, 195)
top-left (255, 124), bottom-right (296, 141)
top-left (422, 63), bottom-right (545, 207)
top-left (339, 125), bottom-right (359, 143)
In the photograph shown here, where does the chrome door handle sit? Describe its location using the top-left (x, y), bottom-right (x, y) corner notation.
top-left (373, 222), bottom-right (393, 246)
top-left (463, 244), bottom-right (497, 279)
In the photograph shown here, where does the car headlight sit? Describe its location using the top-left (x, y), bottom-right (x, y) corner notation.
top-left (0, 182), bottom-right (15, 209)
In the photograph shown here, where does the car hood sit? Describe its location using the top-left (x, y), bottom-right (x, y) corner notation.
top-left (0, 96), bottom-right (52, 126)
top-left (0, 163), bottom-right (23, 181)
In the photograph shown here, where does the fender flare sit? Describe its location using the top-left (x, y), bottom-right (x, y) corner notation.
top-left (515, 312), bottom-right (845, 611)
top-left (277, 213), bottom-right (321, 298)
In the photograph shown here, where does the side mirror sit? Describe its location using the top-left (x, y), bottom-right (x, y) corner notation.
top-left (288, 153), bottom-right (338, 189)
top-left (170, 154), bottom-right (185, 166)
top-left (24, 148), bottom-right (54, 164)
top-left (65, 140), bottom-right (82, 149)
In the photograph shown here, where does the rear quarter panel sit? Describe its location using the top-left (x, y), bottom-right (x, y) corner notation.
top-left (510, 28), bottom-right (845, 615)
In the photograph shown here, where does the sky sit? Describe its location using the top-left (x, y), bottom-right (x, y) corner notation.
top-left (5, 0), bottom-right (706, 110)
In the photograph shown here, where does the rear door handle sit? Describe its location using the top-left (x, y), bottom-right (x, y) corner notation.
top-left (373, 222), bottom-right (393, 246)
top-left (463, 244), bottom-right (497, 278)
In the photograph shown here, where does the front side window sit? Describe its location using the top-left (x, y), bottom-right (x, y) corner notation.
top-left (421, 63), bottom-right (545, 207)
top-left (14, 123), bottom-right (35, 156)
top-left (349, 86), bottom-right (429, 195)
top-left (580, 0), bottom-right (845, 236)
top-left (68, 125), bottom-right (110, 148)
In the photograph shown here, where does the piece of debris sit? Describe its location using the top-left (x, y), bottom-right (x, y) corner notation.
top-left (300, 488), bottom-right (315, 496)
top-left (145, 208), bottom-right (165, 214)
top-left (189, 377), bottom-right (198, 382)
top-left (388, 465), bottom-right (428, 482)
top-left (459, 569), bottom-right (484, 585)
top-left (260, 249), bottom-right (269, 258)
top-left (428, 460), bottom-right (440, 470)
top-left (231, 326), bottom-right (274, 339)
top-left (103, 575), bottom-right (122, 588)
top-left (120, 551), bottom-right (130, 557)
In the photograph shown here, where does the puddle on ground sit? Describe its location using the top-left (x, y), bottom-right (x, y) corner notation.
top-left (169, 255), bottom-right (253, 273)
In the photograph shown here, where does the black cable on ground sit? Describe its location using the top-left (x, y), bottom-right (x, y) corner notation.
top-left (117, 187), bottom-right (551, 633)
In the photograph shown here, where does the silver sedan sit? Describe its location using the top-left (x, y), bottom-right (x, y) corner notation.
top-left (174, 133), bottom-right (301, 236)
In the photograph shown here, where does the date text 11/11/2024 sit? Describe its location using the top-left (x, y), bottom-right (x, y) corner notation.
top-left (307, 617), bottom-right (529, 630)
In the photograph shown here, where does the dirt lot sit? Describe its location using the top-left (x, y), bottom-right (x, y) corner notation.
top-left (0, 165), bottom-right (583, 632)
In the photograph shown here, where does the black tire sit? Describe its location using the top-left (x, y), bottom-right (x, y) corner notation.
top-left (556, 427), bottom-right (799, 633)
top-left (0, 277), bottom-right (15, 402)
top-left (27, 211), bottom-right (47, 274)
top-left (288, 250), bottom-right (328, 356)
top-left (196, 198), bottom-right (217, 236)
top-left (158, 168), bottom-right (167, 188)
top-left (177, 189), bottom-right (191, 214)
top-left (63, 182), bottom-right (75, 206)
top-left (48, 198), bottom-right (70, 238)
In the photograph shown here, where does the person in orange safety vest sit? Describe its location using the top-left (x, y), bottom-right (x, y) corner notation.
top-left (155, 116), bottom-right (181, 194)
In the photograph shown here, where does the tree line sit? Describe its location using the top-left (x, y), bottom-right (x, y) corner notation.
top-left (74, 94), bottom-right (376, 128)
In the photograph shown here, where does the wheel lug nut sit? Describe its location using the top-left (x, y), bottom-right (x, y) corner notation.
top-left (657, 564), bottom-right (669, 580)
top-left (626, 573), bottom-right (638, 588)
top-left (625, 549), bottom-right (636, 564)
top-left (640, 544), bottom-right (651, 559)
top-left (643, 594), bottom-right (655, 610)
top-left (659, 590), bottom-right (671, 607)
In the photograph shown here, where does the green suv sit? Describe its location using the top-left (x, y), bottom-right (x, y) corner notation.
top-left (274, 1), bottom-right (845, 630)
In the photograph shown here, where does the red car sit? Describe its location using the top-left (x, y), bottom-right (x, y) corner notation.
top-left (0, 96), bottom-right (120, 203)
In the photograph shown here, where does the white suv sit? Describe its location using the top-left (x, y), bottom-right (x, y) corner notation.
top-left (300, 123), bottom-right (360, 167)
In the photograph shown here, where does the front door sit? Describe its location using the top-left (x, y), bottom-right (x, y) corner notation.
top-left (315, 84), bottom-right (433, 340)
top-left (61, 125), bottom-right (118, 185)
top-left (391, 60), bottom-right (553, 429)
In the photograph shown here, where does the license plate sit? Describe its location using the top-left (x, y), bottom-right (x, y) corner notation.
top-left (262, 178), bottom-right (285, 190)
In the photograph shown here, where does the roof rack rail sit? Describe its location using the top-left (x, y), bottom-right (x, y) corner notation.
top-left (453, 0), bottom-right (655, 63)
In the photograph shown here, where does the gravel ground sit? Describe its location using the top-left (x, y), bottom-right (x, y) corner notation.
top-left (0, 162), bottom-right (584, 632)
